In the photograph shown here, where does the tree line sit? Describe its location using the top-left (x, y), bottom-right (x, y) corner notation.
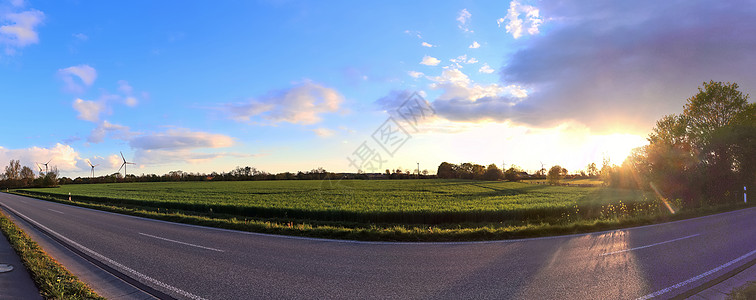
top-left (1, 159), bottom-right (59, 188)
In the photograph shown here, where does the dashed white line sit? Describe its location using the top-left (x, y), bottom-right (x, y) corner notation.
top-left (139, 232), bottom-right (225, 252)
top-left (636, 248), bottom-right (756, 299)
top-left (601, 234), bottom-right (700, 256)
top-left (47, 208), bottom-right (65, 214)
top-left (2, 205), bottom-right (207, 300)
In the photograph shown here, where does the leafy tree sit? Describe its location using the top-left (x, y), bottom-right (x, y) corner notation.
top-left (436, 162), bottom-right (457, 179)
top-left (504, 165), bottom-right (523, 182)
top-left (483, 164), bottom-right (503, 181)
top-left (20, 166), bottom-right (35, 181)
top-left (547, 165), bottom-right (564, 185)
top-left (640, 81), bottom-right (754, 205)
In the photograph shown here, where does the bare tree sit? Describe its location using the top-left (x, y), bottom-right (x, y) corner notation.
top-left (4, 159), bottom-right (20, 180)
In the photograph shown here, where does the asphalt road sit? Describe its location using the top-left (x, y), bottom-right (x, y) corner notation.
top-left (1, 192), bottom-right (754, 300)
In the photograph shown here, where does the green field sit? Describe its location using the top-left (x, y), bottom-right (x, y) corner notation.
top-left (12, 179), bottom-right (738, 241)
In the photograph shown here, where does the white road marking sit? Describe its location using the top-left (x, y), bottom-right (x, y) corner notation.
top-left (636, 248), bottom-right (756, 299)
top-left (600, 234), bottom-right (700, 256)
top-left (2, 205), bottom-right (207, 300)
top-left (47, 208), bottom-right (65, 214)
top-left (139, 232), bottom-right (225, 252)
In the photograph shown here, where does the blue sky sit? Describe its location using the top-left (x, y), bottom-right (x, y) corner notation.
top-left (1, 0), bottom-right (755, 178)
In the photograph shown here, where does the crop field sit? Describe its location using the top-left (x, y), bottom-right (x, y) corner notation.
top-left (17, 179), bottom-right (663, 227)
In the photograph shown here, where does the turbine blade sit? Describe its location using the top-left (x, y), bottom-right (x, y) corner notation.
top-left (118, 163), bottom-right (125, 173)
top-left (121, 151), bottom-right (126, 161)
top-left (46, 159), bottom-right (52, 164)
top-left (87, 159), bottom-right (93, 167)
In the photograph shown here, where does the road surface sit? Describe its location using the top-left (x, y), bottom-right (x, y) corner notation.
top-left (1, 192), bottom-right (754, 299)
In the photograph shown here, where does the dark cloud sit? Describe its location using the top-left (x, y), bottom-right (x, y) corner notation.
top-left (436, 1), bottom-right (756, 133)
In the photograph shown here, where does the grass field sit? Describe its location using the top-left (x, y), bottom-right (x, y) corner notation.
top-left (11, 179), bottom-right (749, 241)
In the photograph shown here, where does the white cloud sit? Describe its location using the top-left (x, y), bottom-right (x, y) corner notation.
top-left (500, 0), bottom-right (543, 39)
top-left (479, 63), bottom-right (495, 74)
top-left (72, 33), bottom-right (88, 41)
top-left (225, 81), bottom-right (344, 125)
top-left (469, 41), bottom-right (480, 49)
top-left (10, 0), bottom-right (24, 7)
top-left (126, 129), bottom-right (248, 166)
top-left (467, 57), bottom-right (478, 64)
top-left (0, 143), bottom-right (81, 172)
top-left (107, 154), bottom-right (122, 169)
top-left (117, 80), bottom-right (139, 106)
top-left (430, 68), bottom-right (527, 102)
top-left (58, 64), bottom-right (97, 93)
top-left (117, 80), bottom-right (133, 94)
top-left (420, 55), bottom-right (441, 66)
top-left (130, 129), bottom-right (234, 150)
top-left (457, 8), bottom-right (472, 32)
top-left (72, 98), bottom-right (105, 122)
top-left (407, 71), bottom-right (424, 78)
top-left (312, 128), bottom-right (335, 137)
top-left (88, 121), bottom-right (135, 143)
top-left (421, 42), bottom-right (434, 47)
top-left (404, 30), bottom-right (422, 39)
top-left (0, 8), bottom-right (44, 53)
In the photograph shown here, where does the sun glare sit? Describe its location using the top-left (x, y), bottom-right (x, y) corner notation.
top-left (594, 133), bottom-right (648, 165)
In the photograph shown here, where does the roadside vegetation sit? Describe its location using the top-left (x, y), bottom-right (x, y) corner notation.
top-left (0, 209), bottom-right (103, 299)
top-left (729, 281), bottom-right (756, 300)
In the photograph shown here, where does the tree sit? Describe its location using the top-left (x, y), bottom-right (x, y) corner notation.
top-left (20, 166), bottom-right (35, 181)
top-left (504, 165), bottom-right (523, 182)
top-left (586, 163), bottom-right (598, 177)
top-left (483, 164), bottom-right (503, 181)
top-left (640, 81), bottom-right (754, 205)
top-left (436, 162), bottom-right (456, 179)
top-left (547, 165), bottom-right (564, 185)
top-left (4, 159), bottom-right (20, 181)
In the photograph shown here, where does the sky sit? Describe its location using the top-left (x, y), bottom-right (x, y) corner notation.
top-left (1, 0), bottom-right (755, 178)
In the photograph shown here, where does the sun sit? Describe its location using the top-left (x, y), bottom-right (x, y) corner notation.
top-left (596, 133), bottom-right (648, 165)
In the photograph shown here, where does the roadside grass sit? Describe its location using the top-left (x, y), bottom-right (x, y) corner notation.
top-left (729, 281), bottom-right (756, 300)
top-left (0, 209), bottom-right (103, 299)
top-left (9, 179), bottom-right (753, 242)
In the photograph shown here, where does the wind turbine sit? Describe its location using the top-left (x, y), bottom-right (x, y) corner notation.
top-left (35, 162), bottom-right (44, 174)
top-left (41, 159), bottom-right (52, 174)
top-left (118, 152), bottom-right (135, 178)
top-left (86, 159), bottom-right (99, 178)
top-left (539, 161), bottom-right (546, 176)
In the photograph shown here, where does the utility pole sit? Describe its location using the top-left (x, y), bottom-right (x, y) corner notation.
top-left (417, 162), bottom-right (420, 179)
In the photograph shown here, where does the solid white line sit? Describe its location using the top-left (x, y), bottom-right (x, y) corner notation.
top-left (600, 234), bottom-right (700, 256)
top-left (2, 204), bottom-right (207, 300)
top-left (636, 248), bottom-right (756, 299)
top-left (47, 208), bottom-right (64, 214)
top-left (139, 232), bottom-right (225, 252)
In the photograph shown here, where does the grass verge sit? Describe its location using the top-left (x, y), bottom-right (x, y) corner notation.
top-left (8, 189), bottom-right (753, 242)
top-left (0, 209), bottom-right (103, 299)
top-left (729, 281), bottom-right (756, 300)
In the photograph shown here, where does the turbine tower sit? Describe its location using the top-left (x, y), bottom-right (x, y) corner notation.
top-left (118, 152), bottom-right (135, 178)
top-left (40, 159), bottom-right (51, 174)
top-left (86, 159), bottom-right (99, 178)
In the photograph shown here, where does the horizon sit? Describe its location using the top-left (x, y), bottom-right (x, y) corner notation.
top-left (2, 1), bottom-right (755, 178)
